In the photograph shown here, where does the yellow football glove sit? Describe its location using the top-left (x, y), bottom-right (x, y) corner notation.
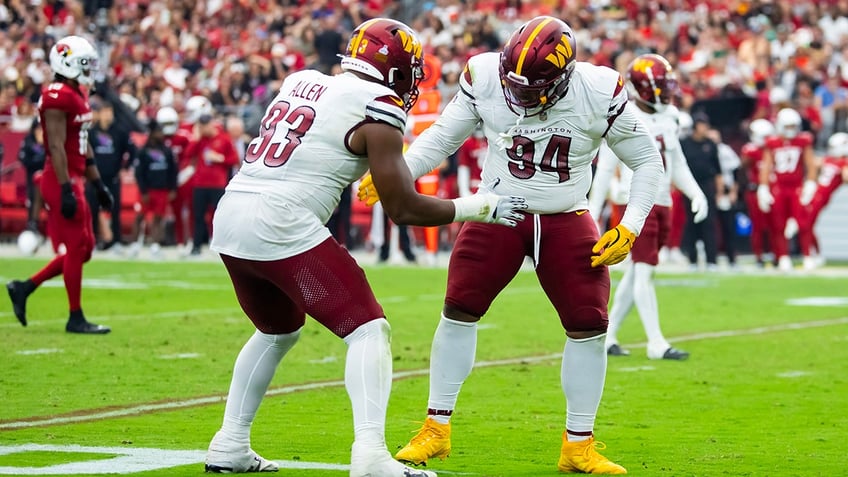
top-left (591, 224), bottom-right (636, 268)
top-left (357, 174), bottom-right (380, 206)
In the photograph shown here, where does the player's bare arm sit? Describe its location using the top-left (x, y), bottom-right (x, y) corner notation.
top-left (352, 121), bottom-right (455, 226)
top-left (44, 108), bottom-right (70, 184)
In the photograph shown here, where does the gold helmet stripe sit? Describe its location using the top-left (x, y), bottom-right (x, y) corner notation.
top-left (349, 19), bottom-right (381, 58)
top-left (515, 17), bottom-right (554, 76)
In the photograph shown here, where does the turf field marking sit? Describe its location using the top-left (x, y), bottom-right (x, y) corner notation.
top-left (0, 307), bottom-right (243, 329)
top-left (158, 353), bottom-right (201, 360)
top-left (0, 444), bottom-right (352, 475)
top-left (776, 370), bottom-right (812, 378)
top-left (785, 296), bottom-right (848, 306)
top-left (2, 316), bottom-right (846, 431)
top-left (0, 444), bottom-right (204, 475)
top-left (15, 348), bottom-right (62, 356)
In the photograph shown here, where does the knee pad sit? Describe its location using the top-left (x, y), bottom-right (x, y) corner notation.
top-left (563, 306), bottom-right (608, 333)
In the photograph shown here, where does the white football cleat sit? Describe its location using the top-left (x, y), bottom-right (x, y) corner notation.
top-left (350, 443), bottom-right (437, 477)
top-left (777, 255), bottom-right (793, 272)
top-left (802, 255), bottom-right (819, 271)
top-left (205, 433), bottom-right (279, 474)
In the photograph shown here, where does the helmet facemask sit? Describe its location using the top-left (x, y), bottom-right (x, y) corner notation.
top-left (498, 16), bottom-right (577, 118)
top-left (500, 61), bottom-right (574, 117)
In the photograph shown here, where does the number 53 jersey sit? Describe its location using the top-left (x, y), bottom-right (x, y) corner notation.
top-left (211, 70), bottom-right (407, 260)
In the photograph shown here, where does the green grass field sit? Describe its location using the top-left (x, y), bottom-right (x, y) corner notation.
top-left (0, 256), bottom-right (846, 476)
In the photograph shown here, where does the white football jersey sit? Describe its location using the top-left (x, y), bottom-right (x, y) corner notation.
top-left (592, 103), bottom-right (703, 210)
top-left (211, 70), bottom-right (407, 260)
top-left (404, 53), bottom-right (663, 234)
top-left (632, 104), bottom-right (683, 207)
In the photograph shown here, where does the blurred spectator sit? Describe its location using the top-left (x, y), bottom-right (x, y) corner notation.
top-left (17, 121), bottom-right (46, 229)
top-left (681, 113), bottom-right (724, 270)
top-left (709, 128), bottom-right (742, 268)
top-left (85, 99), bottom-right (134, 249)
top-left (185, 113), bottom-right (238, 256)
top-left (134, 119), bottom-right (177, 256)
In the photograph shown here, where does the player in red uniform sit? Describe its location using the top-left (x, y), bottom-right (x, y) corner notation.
top-left (799, 132), bottom-right (848, 265)
top-left (456, 128), bottom-right (485, 198)
top-left (6, 35), bottom-right (113, 333)
top-left (170, 96), bottom-right (213, 250)
top-left (740, 119), bottom-right (774, 266)
top-left (757, 108), bottom-right (818, 271)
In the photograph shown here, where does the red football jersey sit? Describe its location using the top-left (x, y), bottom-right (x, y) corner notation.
top-left (816, 156), bottom-right (848, 202)
top-left (740, 142), bottom-right (766, 189)
top-left (458, 136), bottom-right (485, 194)
top-left (38, 81), bottom-right (92, 179)
top-left (763, 132), bottom-right (814, 187)
top-left (165, 131), bottom-right (193, 170)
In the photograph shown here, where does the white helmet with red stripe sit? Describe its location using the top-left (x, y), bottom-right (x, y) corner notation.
top-left (775, 108), bottom-right (801, 139)
top-left (827, 132), bottom-right (848, 157)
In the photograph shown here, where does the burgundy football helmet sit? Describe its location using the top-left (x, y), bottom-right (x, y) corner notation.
top-left (340, 18), bottom-right (425, 112)
top-left (499, 16), bottom-right (577, 117)
top-left (626, 54), bottom-right (678, 113)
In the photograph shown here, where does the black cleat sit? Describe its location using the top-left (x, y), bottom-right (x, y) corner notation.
top-left (66, 320), bottom-right (111, 334)
top-left (660, 347), bottom-right (689, 360)
top-left (7, 280), bottom-right (31, 327)
top-left (607, 344), bottom-right (630, 356)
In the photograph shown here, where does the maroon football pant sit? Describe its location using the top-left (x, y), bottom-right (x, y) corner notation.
top-left (445, 211), bottom-right (610, 333)
top-left (629, 205), bottom-right (670, 266)
top-left (220, 237), bottom-right (385, 337)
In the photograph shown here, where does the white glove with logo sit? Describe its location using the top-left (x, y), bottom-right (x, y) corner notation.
top-left (690, 193), bottom-right (709, 223)
top-left (452, 193), bottom-right (527, 227)
top-left (757, 184), bottom-right (774, 213)
top-left (800, 180), bottom-right (817, 206)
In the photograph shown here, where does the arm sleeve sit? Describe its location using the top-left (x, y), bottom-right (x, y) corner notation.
top-left (604, 102), bottom-right (664, 235)
top-left (669, 140), bottom-right (705, 201)
top-left (167, 150), bottom-right (178, 190)
top-left (135, 150), bottom-right (148, 193)
top-left (588, 142), bottom-right (619, 219)
top-left (404, 81), bottom-right (481, 180)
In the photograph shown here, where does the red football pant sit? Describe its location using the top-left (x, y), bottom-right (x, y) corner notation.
top-left (34, 177), bottom-right (95, 312)
top-left (744, 190), bottom-right (771, 259)
top-left (768, 185), bottom-right (811, 257)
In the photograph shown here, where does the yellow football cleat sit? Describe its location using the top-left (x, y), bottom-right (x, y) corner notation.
top-left (395, 418), bottom-right (451, 466)
top-left (558, 433), bottom-right (627, 474)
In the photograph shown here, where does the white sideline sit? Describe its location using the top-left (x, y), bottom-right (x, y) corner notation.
top-left (2, 316), bottom-right (846, 431)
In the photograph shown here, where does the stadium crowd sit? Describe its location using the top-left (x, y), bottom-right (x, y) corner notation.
top-left (0, 0), bottom-right (846, 263)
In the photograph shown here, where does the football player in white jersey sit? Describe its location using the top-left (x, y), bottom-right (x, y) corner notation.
top-left (204, 19), bottom-right (526, 477)
top-left (358, 16), bottom-right (664, 474)
top-left (589, 54), bottom-right (709, 361)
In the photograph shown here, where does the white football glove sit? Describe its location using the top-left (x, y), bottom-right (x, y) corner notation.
top-left (757, 184), bottom-right (774, 213)
top-left (452, 193), bottom-right (527, 227)
top-left (690, 193), bottom-right (709, 223)
top-left (799, 180), bottom-right (817, 206)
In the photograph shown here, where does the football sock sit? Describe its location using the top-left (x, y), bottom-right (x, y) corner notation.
top-left (606, 262), bottom-right (635, 347)
top-left (633, 263), bottom-right (669, 353)
top-left (31, 256), bottom-right (64, 286)
top-left (562, 334), bottom-right (606, 442)
top-left (68, 309), bottom-right (85, 325)
top-left (16, 279), bottom-right (36, 296)
top-left (218, 328), bottom-right (300, 445)
top-left (427, 314), bottom-right (477, 425)
top-left (344, 318), bottom-right (392, 449)
top-left (62, 249), bottom-right (85, 311)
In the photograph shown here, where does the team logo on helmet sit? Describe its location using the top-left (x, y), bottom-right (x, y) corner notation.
top-left (56, 43), bottom-right (72, 57)
top-left (545, 34), bottom-right (573, 69)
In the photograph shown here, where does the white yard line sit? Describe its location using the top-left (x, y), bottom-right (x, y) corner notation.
top-left (2, 316), bottom-right (846, 431)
